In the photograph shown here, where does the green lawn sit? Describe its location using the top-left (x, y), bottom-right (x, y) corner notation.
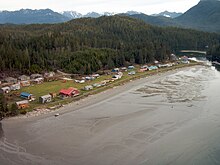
top-left (10, 62), bottom-right (198, 111)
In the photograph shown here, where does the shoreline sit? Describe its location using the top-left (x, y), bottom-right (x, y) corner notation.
top-left (2, 64), bottom-right (202, 124)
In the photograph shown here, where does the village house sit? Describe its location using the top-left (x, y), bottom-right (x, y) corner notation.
top-left (93, 83), bottom-right (102, 87)
top-left (16, 100), bottom-right (29, 109)
top-left (4, 77), bottom-right (17, 84)
top-left (140, 65), bottom-right (148, 72)
top-left (112, 71), bottom-right (123, 80)
top-left (148, 66), bottom-right (158, 71)
top-left (128, 71), bottom-right (136, 75)
top-left (20, 80), bottom-right (31, 87)
top-left (92, 74), bottom-right (100, 78)
top-left (31, 77), bottom-right (44, 84)
top-left (59, 87), bottom-right (80, 99)
top-left (18, 75), bottom-right (30, 81)
top-left (128, 66), bottom-right (135, 69)
top-left (30, 74), bottom-right (43, 80)
top-left (44, 72), bottom-right (55, 78)
top-left (112, 68), bottom-right (120, 72)
top-left (121, 67), bottom-right (127, 72)
top-left (20, 92), bottom-right (33, 100)
top-left (49, 92), bottom-right (57, 98)
top-left (170, 54), bottom-right (178, 61)
top-left (39, 94), bottom-right (52, 104)
top-left (10, 83), bottom-right (21, 91)
top-left (75, 79), bottom-right (85, 83)
top-left (0, 86), bottom-right (11, 94)
top-left (85, 76), bottom-right (95, 80)
top-left (84, 85), bottom-right (93, 91)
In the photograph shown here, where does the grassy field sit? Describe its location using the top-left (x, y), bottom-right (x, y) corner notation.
top-left (9, 62), bottom-right (199, 111)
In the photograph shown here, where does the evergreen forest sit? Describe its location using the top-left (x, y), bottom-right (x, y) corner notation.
top-left (1, 15), bottom-right (220, 74)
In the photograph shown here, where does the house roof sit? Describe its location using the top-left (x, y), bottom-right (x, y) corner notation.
top-left (18, 75), bottom-right (30, 78)
top-left (1, 86), bottom-right (10, 90)
top-left (16, 100), bottom-right (29, 105)
top-left (5, 77), bottom-right (17, 82)
top-left (40, 94), bottom-right (52, 99)
top-left (59, 87), bottom-right (76, 96)
top-left (20, 92), bottom-right (32, 97)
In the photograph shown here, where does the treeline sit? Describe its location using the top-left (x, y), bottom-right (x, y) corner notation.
top-left (207, 44), bottom-right (220, 62)
top-left (0, 15), bottom-right (220, 74)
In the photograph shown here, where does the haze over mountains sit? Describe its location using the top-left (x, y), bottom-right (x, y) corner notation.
top-left (0, 0), bottom-right (220, 33)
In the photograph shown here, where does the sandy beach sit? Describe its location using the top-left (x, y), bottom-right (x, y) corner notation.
top-left (1, 65), bottom-right (220, 165)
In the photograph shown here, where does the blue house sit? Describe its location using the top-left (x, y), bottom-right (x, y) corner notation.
top-left (128, 66), bottom-right (135, 69)
top-left (20, 92), bottom-right (32, 100)
top-left (112, 68), bottom-right (119, 72)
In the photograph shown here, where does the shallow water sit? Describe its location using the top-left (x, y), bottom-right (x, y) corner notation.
top-left (1, 65), bottom-right (220, 165)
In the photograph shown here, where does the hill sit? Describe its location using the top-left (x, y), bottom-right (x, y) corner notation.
top-left (130, 14), bottom-right (178, 27)
top-left (0, 15), bottom-right (219, 74)
top-left (175, 0), bottom-right (220, 32)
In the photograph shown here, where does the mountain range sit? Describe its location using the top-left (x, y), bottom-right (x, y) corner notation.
top-left (0, 0), bottom-right (220, 33)
top-left (0, 9), bottom-right (69, 24)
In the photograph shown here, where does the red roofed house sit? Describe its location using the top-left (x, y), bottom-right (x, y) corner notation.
top-left (59, 87), bottom-right (79, 99)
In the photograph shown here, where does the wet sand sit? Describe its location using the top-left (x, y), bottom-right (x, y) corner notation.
top-left (1, 65), bottom-right (220, 165)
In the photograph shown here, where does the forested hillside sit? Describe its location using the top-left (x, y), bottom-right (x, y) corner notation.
top-left (0, 15), bottom-right (220, 74)
top-left (175, 0), bottom-right (220, 33)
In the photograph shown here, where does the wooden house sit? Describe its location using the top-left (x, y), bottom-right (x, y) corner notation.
top-left (39, 94), bottom-right (52, 104)
top-left (59, 87), bottom-right (79, 98)
top-left (20, 80), bottom-right (31, 87)
top-left (112, 68), bottom-right (120, 72)
top-left (128, 66), bottom-right (135, 69)
top-left (20, 92), bottom-right (33, 100)
top-left (31, 77), bottom-right (44, 84)
top-left (10, 83), bottom-right (21, 91)
top-left (0, 86), bottom-right (11, 94)
top-left (4, 77), bottom-right (17, 84)
top-left (84, 85), bottom-right (93, 91)
top-left (30, 74), bottom-right (43, 80)
top-left (16, 100), bottom-right (29, 109)
top-left (44, 72), bottom-right (55, 78)
top-left (49, 92), bottom-right (57, 98)
top-left (18, 75), bottom-right (30, 81)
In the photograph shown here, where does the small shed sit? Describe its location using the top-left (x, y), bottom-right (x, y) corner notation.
top-left (20, 81), bottom-right (30, 87)
top-left (84, 85), bottom-right (93, 91)
top-left (10, 83), bottom-right (21, 91)
top-left (44, 72), bottom-right (55, 78)
top-left (121, 67), bottom-right (127, 71)
top-left (32, 77), bottom-right (44, 84)
top-left (4, 77), bottom-right (17, 84)
top-left (16, 100), bottom-right (29, 109)
top-left (92, 74), bottom-right (100, 78)
top-left (128, 66), bottom-right (135, 69)
top-left (148, 66), bottom-right (158, 70)
top-left (20, 92), bottom-right (33, 100)
top-left (30, 74), bottom-right (43, 80)
top-left (112, 68), bottom-right (120, 72)
top-left (18, 75), bottom-right (30, 81)
top-left (39, 94), bottom-right (52, 104)
top-left (128, 71), bottom-right (136, 75)
top-left (49, 92), bottom-right (57, 98)
top-left (0, 86), bottom-right (11, 94)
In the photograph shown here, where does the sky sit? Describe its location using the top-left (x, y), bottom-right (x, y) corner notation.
top-left (0, 0), bottom-right (200, 14)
